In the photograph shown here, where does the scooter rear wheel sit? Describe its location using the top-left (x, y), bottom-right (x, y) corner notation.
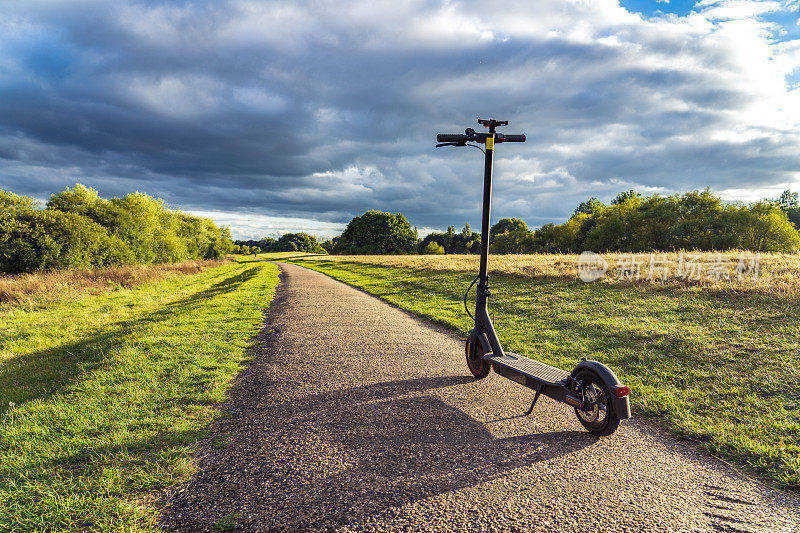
top-left (573, 370), bottom-right (620, 436)
top-left (465, 336), bottom-right (490, 379)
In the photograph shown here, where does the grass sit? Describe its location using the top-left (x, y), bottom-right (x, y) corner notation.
top-left (286, 257), bottom-right (800, 489)
top-left (295, 251), bottom-right (800, 295)
top-left (212, 512), bottom-right (241, 531)
top-left (209, 433), bottom-right (236, 449)
top-left (0, 259), bottom-right (280, 531)
top-left (0, 259), bottom-right (227, 307)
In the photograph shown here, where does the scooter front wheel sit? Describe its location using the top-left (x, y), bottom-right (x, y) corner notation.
top-left (465, 336), bottom-right (490, 379)
top-left (573, 369), bottom-right (620, 436)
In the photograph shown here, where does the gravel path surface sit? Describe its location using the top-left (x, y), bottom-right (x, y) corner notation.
top-left (161, 262), bottom-right (800, 532)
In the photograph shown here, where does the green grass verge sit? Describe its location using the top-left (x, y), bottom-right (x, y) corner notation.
top-left (0, 260), bottom-right (280, 531)
top-left (287, 259), bottom-right (800, 488)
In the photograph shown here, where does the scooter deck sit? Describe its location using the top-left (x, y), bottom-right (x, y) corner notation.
top-left (485, 352), bottom-right (569, 385)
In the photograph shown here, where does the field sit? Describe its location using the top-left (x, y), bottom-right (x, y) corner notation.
top-left (0, 259), bottom-right (280, 531)
top-left (2, 249), bottom-right (798, 531)
top-left (294, 251), bottom-right (800, 295)
top-left (282, 252), bottom-right (800, 488)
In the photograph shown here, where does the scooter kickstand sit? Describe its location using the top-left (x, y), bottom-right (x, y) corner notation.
top-left (524, 385), bottom-right (543, 416)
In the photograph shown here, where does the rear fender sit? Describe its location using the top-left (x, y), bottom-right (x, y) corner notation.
top-left (571, 360), bottom-right (631, 420)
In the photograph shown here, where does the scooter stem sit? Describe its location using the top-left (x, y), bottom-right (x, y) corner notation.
top-left (478, 125), bottom-right (494, 289)
top-left (476, 122), bottom-right (505, 358)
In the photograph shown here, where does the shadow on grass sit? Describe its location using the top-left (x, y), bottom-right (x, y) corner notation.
top-left (0, 265), bottom-right (261, 415)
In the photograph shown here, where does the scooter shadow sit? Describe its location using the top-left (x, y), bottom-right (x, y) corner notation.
top-left (163, 375), bottom-right (596, 531)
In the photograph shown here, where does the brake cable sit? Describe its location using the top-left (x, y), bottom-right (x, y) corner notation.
top-left (463, 274), bottom-right (480, 322)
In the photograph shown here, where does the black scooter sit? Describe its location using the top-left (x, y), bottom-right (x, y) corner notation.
top-left (437, 119), bottom-right (631, 436)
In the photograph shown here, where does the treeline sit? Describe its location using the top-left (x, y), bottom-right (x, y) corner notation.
top-left (1, 185), bottom-right (234, 275)
top-left (318, 211), bottom-right (476, 255)
top-left (422, 189), bottom-right (800, 255)
top-left (275, 189), bottom-right (800, 257)
top-left (493, 189), bottom-right (800, 254)
top-left (234, 232), bottom-right (327, 255)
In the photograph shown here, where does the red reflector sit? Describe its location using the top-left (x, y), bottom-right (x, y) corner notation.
top-left (614, 386), bottom-right (629, 397)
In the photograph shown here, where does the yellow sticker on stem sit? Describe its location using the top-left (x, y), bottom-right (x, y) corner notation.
top-left (486, 136), bottom-right (494, 150)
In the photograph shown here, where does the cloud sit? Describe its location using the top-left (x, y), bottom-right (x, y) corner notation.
top-left (189, 209), bottom-right (347, 241)
top-left (1, 0), bottom-right (800, 238)
top-left (696, 0), bottom-right (783, 21)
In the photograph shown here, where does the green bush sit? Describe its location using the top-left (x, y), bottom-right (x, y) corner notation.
top-left (0, 209), bottom-right (133, 274)
top-left (422, 242), bottom-right (445, 255)
top-left (0, 185), bottom-right (235, 274)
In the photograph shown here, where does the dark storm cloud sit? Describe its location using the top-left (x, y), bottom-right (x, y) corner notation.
top-left (1, 0), bottom-right (799, 238)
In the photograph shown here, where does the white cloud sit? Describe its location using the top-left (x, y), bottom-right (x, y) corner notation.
top-left (696, 0), bottom-right (783, 21)
top-left (190, 209), bottom-right (347, 240)
top-left (717, 180), bottom-right (800, 202)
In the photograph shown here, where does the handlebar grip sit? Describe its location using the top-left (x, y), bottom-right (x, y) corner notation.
top-left (437, 134), bottom-right (468, 143)
top-left (499, 134), bottom-right (526, 142)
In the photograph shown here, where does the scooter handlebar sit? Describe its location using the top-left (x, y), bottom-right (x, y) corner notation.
top-left (437, 133), bottom-right (470, 143)
top-left (436, 133), bottom-right (526, 144)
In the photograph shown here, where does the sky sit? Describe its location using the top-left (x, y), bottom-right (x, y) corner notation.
top-left (1, 0), bottom-right (800, 240)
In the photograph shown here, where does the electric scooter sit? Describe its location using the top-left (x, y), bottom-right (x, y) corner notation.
top-left (437, 119), bottom-right (631, 436)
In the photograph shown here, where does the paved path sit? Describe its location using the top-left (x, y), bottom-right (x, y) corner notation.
top-left (162, 262), bottom-right (800, 532)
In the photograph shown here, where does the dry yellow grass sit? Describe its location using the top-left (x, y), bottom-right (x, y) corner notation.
top-left (0, 259), bottom-right (227, 307)
top-left (293, 252), bottom-right (800, 295)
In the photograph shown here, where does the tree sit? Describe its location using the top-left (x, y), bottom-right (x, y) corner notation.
top-left (574, 197), bottom-right (604, 215)
top-left (736, 202), bottom-right (800, 252)
top-left (525, 189), bottom-right (800, 254)
top-left (274, 233), bottom-right (327, 254)
top-left (320, 236), bottom-right (339, 254)
top-left (611, 190), bottom-right (642, 205)
top-left (776, 190), bottom-right (800, 229)
top-left (0, 190), bottom-right (36, 213)
top-left (259, 237), bottom-right (277, 251)
top-left (491, 230), bottom-right (534, 254)
top-left (530, 220), bottom-right (582, 253)
top-left (0, 191), bottom-right (37, 272)
top-left (337, 211), bottom-right (417, 254)
top-left (460, 223), bottom-right (481, 254)
top-left (205, 226), bottom-right (235, 259)
top-left (777, 190), bottom-right (798, 211)
top-left (47, 184), bottom-right (101, 216)
top-left (0, 209), bottom-right (133, 274)
top-left (1, 185), bottom-right (236, 274)
top-left (489, 218), bottom-right (528, 243)
top-left (419, 223), bottom-right (480, 254)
